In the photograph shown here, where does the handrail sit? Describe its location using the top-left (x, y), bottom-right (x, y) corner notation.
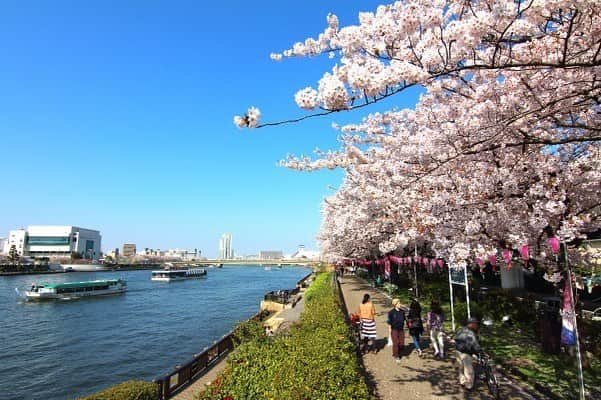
top-left (153, 313), bottom-right (259, 399)
top-left (153, 272), bottom-right (313, 400)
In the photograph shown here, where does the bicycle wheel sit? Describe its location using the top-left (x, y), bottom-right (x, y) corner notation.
top-left (486, 367), bottom-right (500, 400)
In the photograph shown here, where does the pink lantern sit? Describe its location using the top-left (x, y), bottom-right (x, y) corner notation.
top-left (520, 245), bottom-right (529, 262)
top-left (548, 237), bottom-right (560, 255)
top-left (476, 258), bottom-right (484, 267)
top-left (489, 254), bottom-right (497, 267)
top-left (430, 259), bottom-right (436, 266)
top-left (437, 259), bottom-right (444, 269)
top-left (502, 249), bottom-right (512, 264)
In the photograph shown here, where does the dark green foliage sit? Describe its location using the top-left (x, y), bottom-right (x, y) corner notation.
top-left (199, 272), bottom-right (371, 400)
top-left (77, 381), bottom-right (158, 400)
top-left (8, 245), bottom-right (19, 264)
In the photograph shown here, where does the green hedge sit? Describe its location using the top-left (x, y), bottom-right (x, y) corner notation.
top-left (76, 381), bottom-right (157, 400)
top-left (199, 273), bottom-right (371, 400)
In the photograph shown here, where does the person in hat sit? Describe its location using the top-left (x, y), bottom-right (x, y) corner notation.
top-left (454, 317), bottom-right (482, 390)
top-left (387, 298), bottom-right (406, 363)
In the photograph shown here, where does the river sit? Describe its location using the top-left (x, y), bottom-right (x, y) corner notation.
top-left (0, 266), bottom-right (309, 400)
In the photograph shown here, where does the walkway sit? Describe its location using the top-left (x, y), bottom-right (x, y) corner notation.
top-left (172, 296), bottom-right (306, 400)
top-left (340, 276), bottom-right (537, 400)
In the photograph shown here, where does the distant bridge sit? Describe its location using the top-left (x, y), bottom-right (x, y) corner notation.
top-left (173, 259), bottom-right (318, 267)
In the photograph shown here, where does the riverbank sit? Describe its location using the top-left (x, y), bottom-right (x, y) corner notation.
top-left (198, 272), bottom-right (370, 400)
top-left (0, 263), bottom-right (162, 276)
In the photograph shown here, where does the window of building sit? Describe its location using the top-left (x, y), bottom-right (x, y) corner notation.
top-left (27, 236), bottom-right (71, 245)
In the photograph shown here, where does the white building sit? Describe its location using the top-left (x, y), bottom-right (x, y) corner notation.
top-left (0, 237), bottom-right (8, 255)
top-left (286, 245), bottom-right (321, 261)
top-left (164, 248), bottom-right (201, 261)
top-left (259, 250), bottom-right (283, 260)
top-left (219, 233), bottom-right (233, 260)
top-left (7, 226), bottom-right (102, 260)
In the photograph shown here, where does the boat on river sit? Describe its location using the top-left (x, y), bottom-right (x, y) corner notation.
top-left (151, 267), bottom-right (207, 282)
top-left (21, 279), bottom-right (127, 300)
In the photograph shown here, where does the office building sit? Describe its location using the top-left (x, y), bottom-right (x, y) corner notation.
top-left (7, 226), bottom-right (101, 260)
top-left (219, 234), bottom-right (233, 260)
top-left (122, 243), bottom-right (137, 258)
top-left (259, 250), bottom-right (283, 260)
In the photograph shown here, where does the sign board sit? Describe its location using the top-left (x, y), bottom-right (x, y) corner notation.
top-left (450, 266), bottom-right (466, 285)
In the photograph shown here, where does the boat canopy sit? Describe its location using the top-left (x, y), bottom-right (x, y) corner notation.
top-left (40, 279), bottom-right (121, 289)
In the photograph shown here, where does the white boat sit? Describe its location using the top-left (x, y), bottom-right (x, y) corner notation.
top-left (22, 279), bottom-right (127, 300)
top-left (264, 266), bottom-right (272, 271)
top-left (151, 267), bottom-right (207, 282)
top-left (60, 263), bottom-right (108, 272)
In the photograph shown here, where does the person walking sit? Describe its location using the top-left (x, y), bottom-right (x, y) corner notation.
top-left (426, 300), bottom-right (446, 358)
top-left (407, 299), bottom-right (424, 356)
top-left (387, 298), bottom-right (406, 363)
top-left (454, 317), bottom-right (482, 391)
top-left (358, 293), bottom-right (377, 353)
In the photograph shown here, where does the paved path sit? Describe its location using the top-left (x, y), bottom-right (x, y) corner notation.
top-left (172, 296), bottom-right (306, 400)
top-left (340, 276), bottom-right (537, 400)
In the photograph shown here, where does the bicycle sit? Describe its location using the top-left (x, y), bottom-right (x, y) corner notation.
top-left (474, 352), bottom-right (500, 399)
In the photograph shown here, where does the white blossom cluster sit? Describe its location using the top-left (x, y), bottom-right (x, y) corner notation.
top-left (238, 0), bottom-right (600, 271)
top-left (233, 106), bottom-right (261, 129)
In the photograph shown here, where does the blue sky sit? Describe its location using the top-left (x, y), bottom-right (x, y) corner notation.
top-left (0, 1), bottom-right (420, 257)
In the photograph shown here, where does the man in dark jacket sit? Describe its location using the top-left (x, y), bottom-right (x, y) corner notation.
top-left (387, 298), bottom-right (406, 363)
top-left (454, 317), bottom-right (482, 390)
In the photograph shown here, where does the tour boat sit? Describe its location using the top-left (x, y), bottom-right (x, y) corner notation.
top-left (60, 263), bottom-right (108, 272)
top-left (151, 267), bottom-right (207, 282)
top-left (22, 279), bottom-right (127, 300)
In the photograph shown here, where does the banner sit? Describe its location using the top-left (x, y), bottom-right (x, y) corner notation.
top-left (561, 277), bottom-right (576, 346)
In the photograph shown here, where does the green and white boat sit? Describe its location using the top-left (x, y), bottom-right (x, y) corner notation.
top-left (22, 279), bottom-right (127, 300)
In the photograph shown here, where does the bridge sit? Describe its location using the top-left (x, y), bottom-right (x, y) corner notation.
top-left (172, 259), bottom-right (318, 267)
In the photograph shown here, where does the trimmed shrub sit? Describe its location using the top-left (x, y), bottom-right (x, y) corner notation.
top-left (77, 381), bottom-right (157, 400)
top-left (199, 272), bottom-right (371, 400)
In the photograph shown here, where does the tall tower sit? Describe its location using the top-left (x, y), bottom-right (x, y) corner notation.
top-left (219, 233), bottom-right (233, 259)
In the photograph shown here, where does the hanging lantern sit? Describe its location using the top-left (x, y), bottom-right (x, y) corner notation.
top-left (437, 259), bottom-right (444, 269)
top-left (502, 249), bottom-right (513, 270)
top-left (520, 245), bottom-right (529, 262)
top-left (476, 258), bottom-right (484, 272)
top-left (549, 237), bottom-right (560, 255)
top-left (502, 249), bottom-right (512, 264)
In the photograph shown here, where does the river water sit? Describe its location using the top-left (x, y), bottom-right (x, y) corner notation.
top-left (0, 266), bottom-right (309, 400)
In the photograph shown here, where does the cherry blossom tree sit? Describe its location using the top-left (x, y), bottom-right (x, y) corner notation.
top-left (235, 0), bottom-right (600, 265)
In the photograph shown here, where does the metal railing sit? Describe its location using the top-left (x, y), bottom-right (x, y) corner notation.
top-left (153, 272), bottom-right (313, 399)
top-left (153, 326), bottom-right (238, 399)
